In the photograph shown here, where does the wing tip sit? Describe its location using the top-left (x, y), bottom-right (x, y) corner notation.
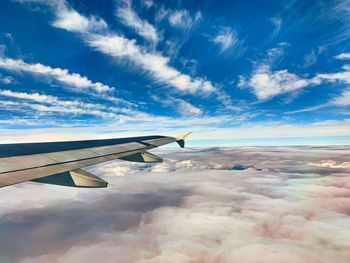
top-left (176, 131), bottom-right (192, 141)
top-left (176, 131), bottom-right (192, 148)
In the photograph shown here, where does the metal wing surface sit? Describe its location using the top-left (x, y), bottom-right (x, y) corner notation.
top-left (0, 132), bottom-right (191, 188)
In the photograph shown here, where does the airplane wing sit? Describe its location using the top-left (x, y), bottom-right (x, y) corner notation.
top-left (0, 132), bottom-right (192, 188)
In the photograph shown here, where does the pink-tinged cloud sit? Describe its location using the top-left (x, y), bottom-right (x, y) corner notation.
top-left (0, 146), bottom-right (350, 262)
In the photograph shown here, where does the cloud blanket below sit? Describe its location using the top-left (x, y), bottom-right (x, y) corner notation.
top-left (0, 146), bottom-right (350, 263)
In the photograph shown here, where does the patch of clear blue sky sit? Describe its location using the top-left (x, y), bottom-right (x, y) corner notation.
top-left (0, 0), bottom-right (349, 144)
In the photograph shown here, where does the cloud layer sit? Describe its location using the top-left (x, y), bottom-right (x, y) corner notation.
top-left (1, 146), bottom-right (350, 262)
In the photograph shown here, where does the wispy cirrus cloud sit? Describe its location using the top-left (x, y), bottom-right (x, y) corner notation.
top-left (270, 17), bottom-right (282, 37)
top-left (316, 65), bottom-right (350, 84)
top-left (152, 95), bottom-right (203, 116)
top-left (87, 35), bottom-right (215, 95)
top-left (213, 27), bottom-right (244, 54)
top-left (0, 57), bottom-right (113, 93)
top-left (0, 90), bottom-right (118, 118)
top-left (48, 1), bottom-right (219, 97)
top-left (0, 89), bottom-right (169, 123)
top-left (168, 9), bottom-right (202, 30)
top-left (116, 0), bottom-right (158, 42)
top-left (53, 6), bottom-right (107, 33)
top-left (0, 89), bottom-right (118, 119)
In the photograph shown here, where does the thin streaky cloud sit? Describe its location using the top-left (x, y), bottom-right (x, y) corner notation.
top-left (152, 95), bottom-right (203, 116)
top-left (116, 1), bottom-right (158, 42)
top-left (0, 89), bottom-right (160, 121)
top-left (53, 0), bottom-right (107, 33)
top-left (213, 27), bottom-right (242, 53)
top-left (168, 9), bottom-right (202, 29)
top-left (0, 57), bottom-right (114, 93)
top-left (270, 17), bottom-right (282, 37)
top-left (51, 2), bottom-right (218, 96)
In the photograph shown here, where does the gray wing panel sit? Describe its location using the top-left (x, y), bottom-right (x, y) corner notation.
top-left (0, 136), bottom-right (177, 188)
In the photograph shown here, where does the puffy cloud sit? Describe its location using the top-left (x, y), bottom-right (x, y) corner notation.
top-left (238, 64), bottom-right (319, 100)
top-left (239, 50), bottom-right (350, 101)
top-left (0, 147), bottom-right (350, 262)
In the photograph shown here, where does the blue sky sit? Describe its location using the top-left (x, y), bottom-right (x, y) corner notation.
top-left (0, 0), bottom-right (349, 145)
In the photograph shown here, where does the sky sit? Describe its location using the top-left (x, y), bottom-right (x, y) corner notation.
top-left (0, 0), bottom-right (350, 145)
top-left (1, 146), bottom-right (350, 262)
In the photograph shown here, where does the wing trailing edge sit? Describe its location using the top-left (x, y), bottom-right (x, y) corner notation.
top-left (0, 132), bottom-right (192, 188)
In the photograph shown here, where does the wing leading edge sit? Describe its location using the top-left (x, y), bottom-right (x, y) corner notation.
top-left (0, 132), bottom-right (192, 188)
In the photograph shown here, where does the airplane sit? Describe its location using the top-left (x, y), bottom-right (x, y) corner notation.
top-left (0, 131), bottom-right (192, 188)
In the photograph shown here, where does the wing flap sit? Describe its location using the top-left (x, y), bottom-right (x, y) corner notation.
top-left (119, 151), bottom-right (163, 163)
top-left (31, 168), bottom-right (108, 188)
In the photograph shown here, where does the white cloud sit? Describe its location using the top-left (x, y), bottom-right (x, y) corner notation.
top-left (0, 57), bottom-right (114, 93)
top-left (143, 0), bottom-right (153, 8)
top-left (316, 65), bottom-right (350, 84)
top-left (309, 160), bottom-right (350, 168)
top-left (239, 64), bottom-right (319, 100)
top-left (155, 6), bottom-right (169, 22)
top-left (53, 1), bottom-right (107, 33)
top-left (168, 10), bottom-right (202, 29)
top-left (335, 52), bottom-right (350, 60)
top-left (177, 99), bottom-right (203, 115)
top-left (239, 47), bottom-right (350, 101)
top-left (213, 27), bottom-right (239, 53)
top-left (2, 147), bottom-right (350, 262)
top-left (0, 89), bottom-right (117, 119)
top-left (0, 76), bottom-right (13, 84)
top-left (87, 34), bottom-right (215, 94)
top-left (49, 2), bottom-right (217, 96)
top-left (152, 95), bottom-right (203, 116)
top-left (303, 50), bottom-right (317, 67)
top-left (116, 1), bottom-right (158, 42)
top-left (332, 89), bottom-right (350, 105)
top-left (0, 89), bottom-right (166, 122)
top-left (0, 89), bottom-right (59, 103)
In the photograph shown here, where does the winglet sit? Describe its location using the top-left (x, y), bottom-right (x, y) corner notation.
top-left (175, 131), bottom-right (192, 148)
